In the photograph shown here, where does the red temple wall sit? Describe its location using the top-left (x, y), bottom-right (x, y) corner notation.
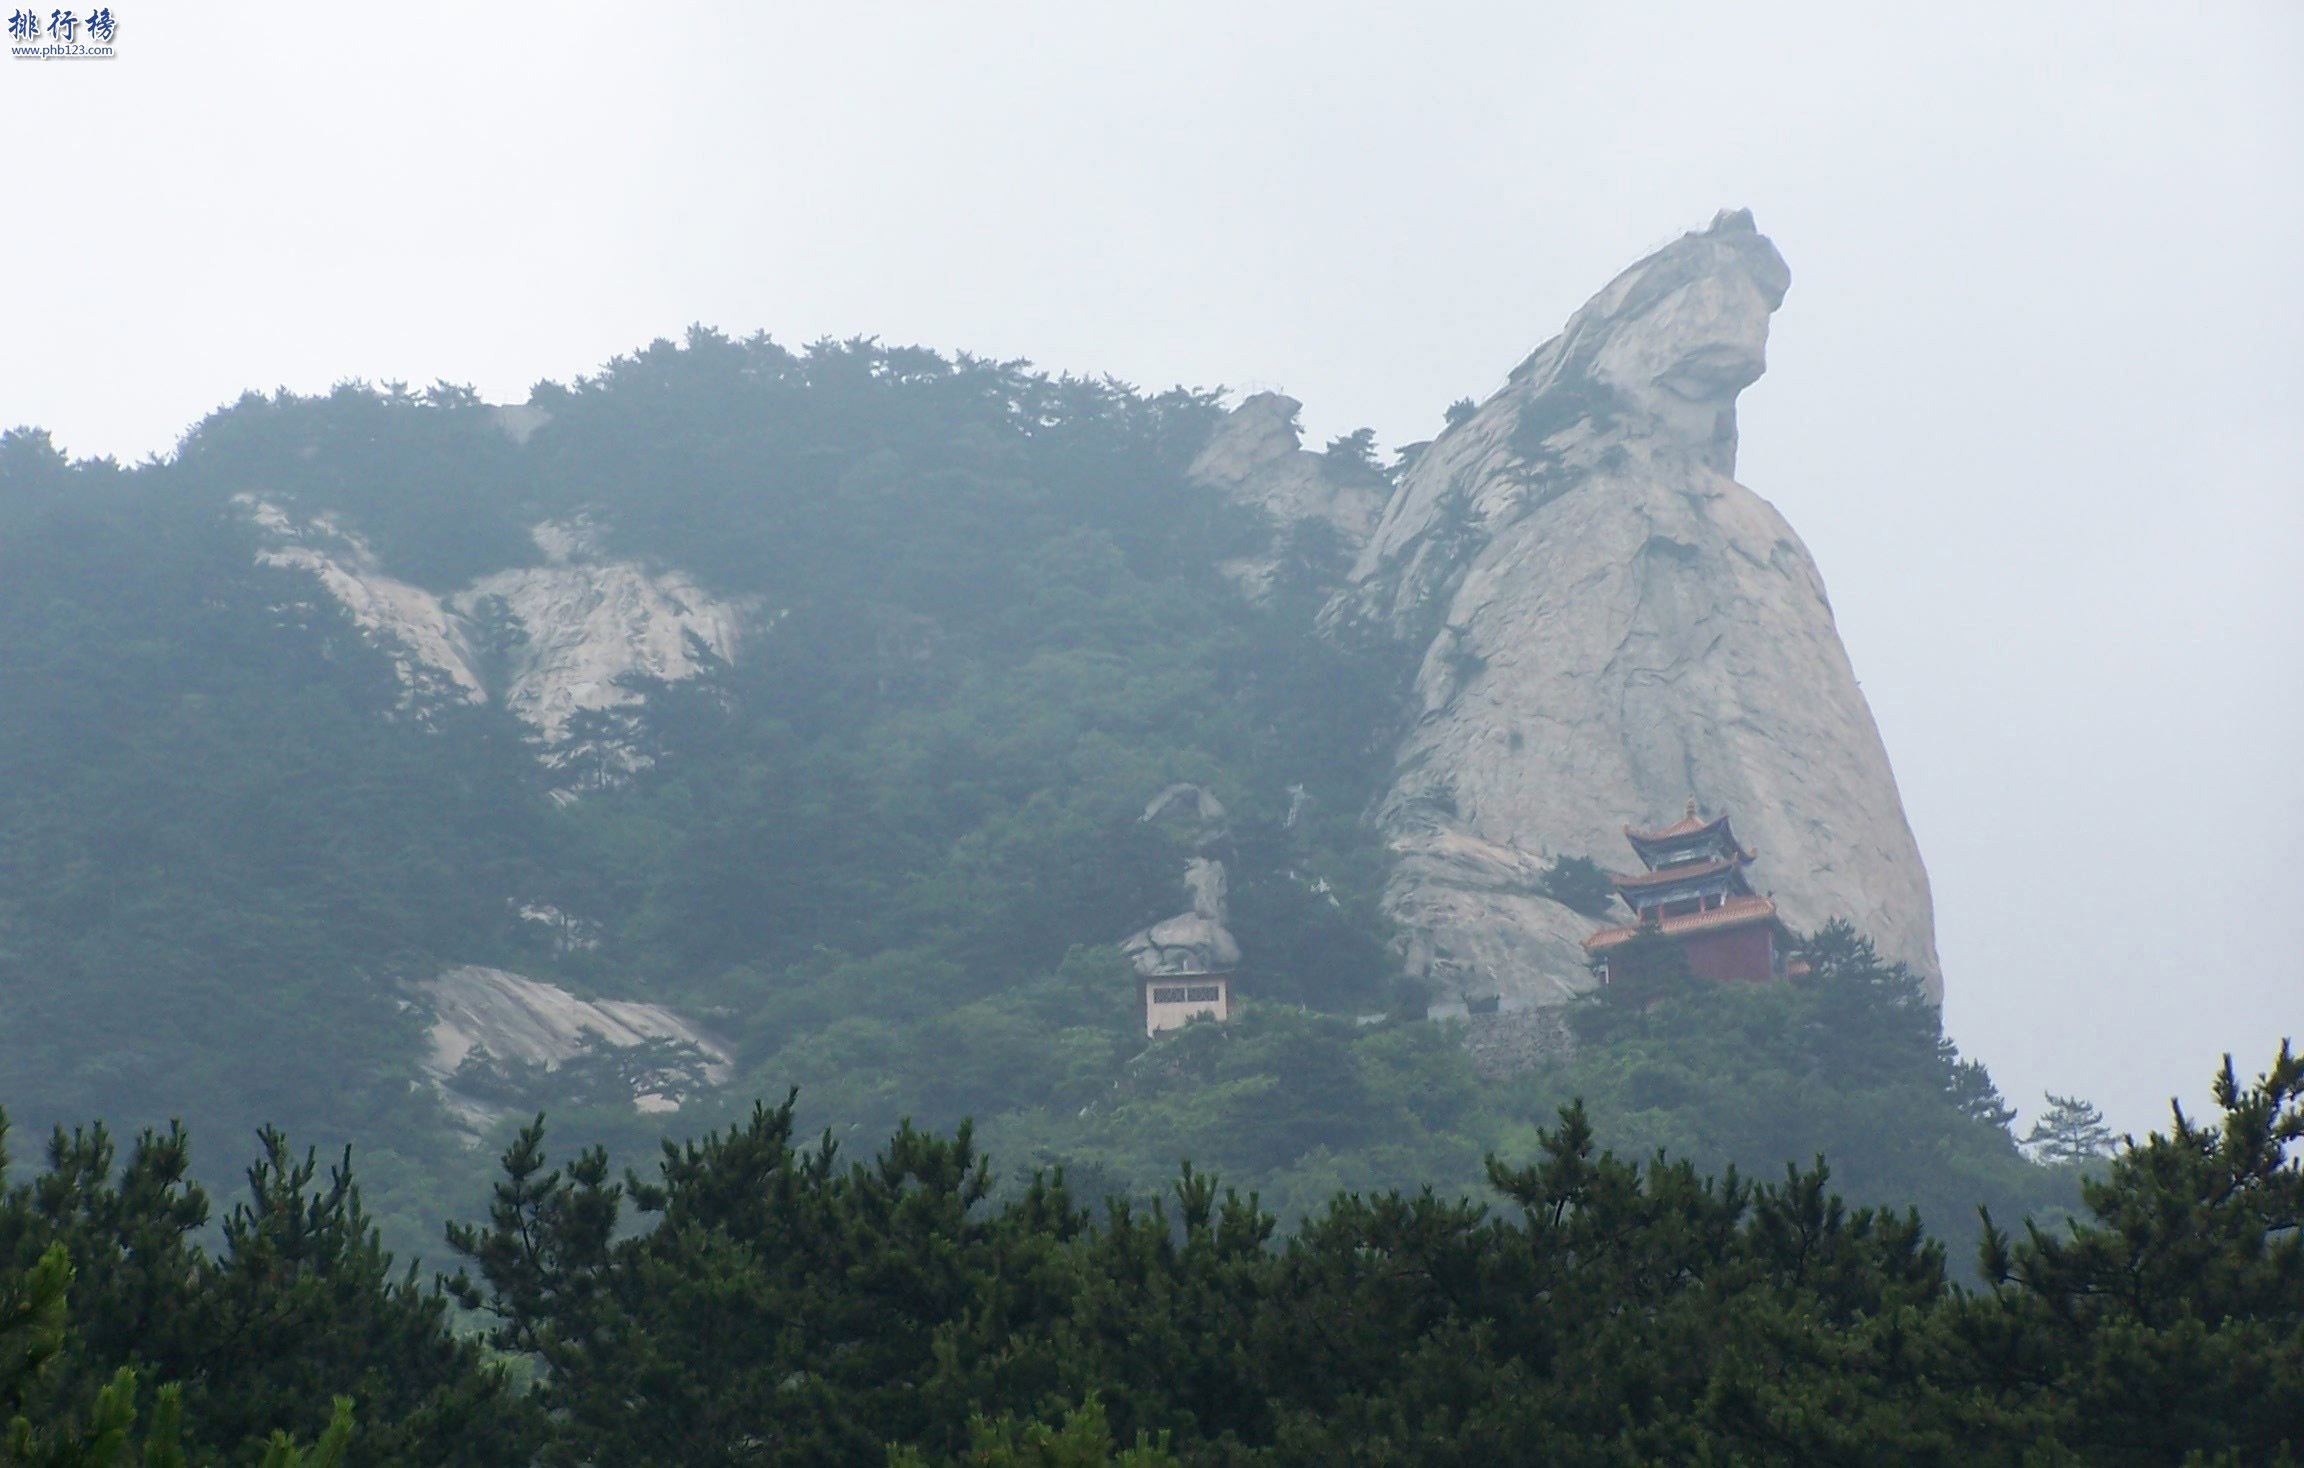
top-left (1681, 925), bottom-right (1775, 984)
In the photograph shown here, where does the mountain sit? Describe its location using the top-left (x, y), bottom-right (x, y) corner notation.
top-left (1207, 210), bottom-right (1938, 1013)
top-left (0, 220), bottom-right (2021, 1262)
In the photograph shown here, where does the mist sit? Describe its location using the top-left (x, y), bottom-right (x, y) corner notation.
top-left (5, 1), bottom-right (2299, 1136)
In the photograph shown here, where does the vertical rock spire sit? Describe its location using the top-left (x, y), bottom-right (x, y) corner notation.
top-left (1329, 211), bottom-right (1938, 1011)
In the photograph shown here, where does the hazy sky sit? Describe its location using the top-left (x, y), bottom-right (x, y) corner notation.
top-left (5, 2), bottom-right (2298, 1137)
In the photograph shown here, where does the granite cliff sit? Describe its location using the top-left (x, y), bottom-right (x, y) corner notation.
top-left (1206, 209), bottom-right (1939, 1011)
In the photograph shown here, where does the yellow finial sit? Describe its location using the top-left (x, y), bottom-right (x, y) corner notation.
top-left (1685, 797), bottom-right (1698, 819)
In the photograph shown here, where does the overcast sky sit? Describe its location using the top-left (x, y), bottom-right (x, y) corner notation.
top-left (5, 1), bottom-right (2298, 1137)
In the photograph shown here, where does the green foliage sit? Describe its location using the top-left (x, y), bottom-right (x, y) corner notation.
top-left (0, 1108), bottom-right (534, 1466)
top-left (1318, 428), bottom-right (1383, 480)
top-left (0, 422), bottom-right (550, 1204)
top-left (3, 1038), bottom-right (2297, 1462)
top-left (1442, 397), bottom-right (1477, 429)
top-left (0, 328), bottom-right (2081, 1307)
top-left (1569, 924), bottom-right (1695, 1040)
top-left (1508, 377), bottom-right (1619, 458)
top-left (433, 1042), bottom-right (2301, 1464)
top-left (971, 1007), bottom-right (1492, 1225)
top-left (887, 1398), bottom-right (1177, 1467)
top-left (2021, 1092), bottom-right (2116, 1166)
top-left (1536, 852), bottom-right (1618, 919)
top-left (1956, 1044), bottom-right (2304, 1463)
top-left (0, 1241), bottom-right (350, 1468)
top-left (0, 336), bottom-right (1409, 1259)
top-left (1543, 921), bottom-right (2053, 1244)
top-left (9, 310), bottom-right (2286, 1459)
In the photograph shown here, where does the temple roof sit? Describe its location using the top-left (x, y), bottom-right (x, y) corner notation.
top-left (1625, 798), bottom-right (1719, 843)
top-left (1624, 798), bottom-right (1756, 869)
top-left (1582, 893), bottom-right (1786, 952)
top-left (1609, 855), bottom-right (1752, 891)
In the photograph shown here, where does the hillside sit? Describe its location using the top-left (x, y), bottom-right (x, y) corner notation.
top-left (0, 220), bottom-right (2060, 1260)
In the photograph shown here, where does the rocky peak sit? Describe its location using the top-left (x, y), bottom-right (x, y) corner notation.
top-left (1507, 206), bottom-right (1788, 473)
top-left (1189, 392), bottom-right (1308, 483)
top-left (1190, 391), bottom-right (1389, 601)
top-left (1343, 211), bottom-right (1796, 640)
top-left (1330, 211), bottom-right (1939, 1013)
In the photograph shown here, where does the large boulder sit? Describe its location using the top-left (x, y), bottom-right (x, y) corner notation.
top-left (1122, 785), bottom-right (1244, 978)
top-left (418, 965), bottom-right (731, 1134)
top-left (1329, 209), bottom-right (1939, 1010)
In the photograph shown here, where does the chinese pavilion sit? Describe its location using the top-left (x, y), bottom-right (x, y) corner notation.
top-left (1581, 800), bottom-right (1802, 985)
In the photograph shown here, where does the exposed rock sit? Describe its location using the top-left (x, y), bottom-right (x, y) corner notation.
top-left (1191, 392), bottom-right (1389, 600)
top-left (1283, 783), bottom-right (1309, 829)
top-left (241, 501), bottom-right (748, 789)
top-left (452, 522), bottom-right (747, 780)
top-left (418, 965), bottom-right (731, 1134)
top-left (1384, 817), bottom-right (1594, 1013)
top-left (1123, 856), bottom-right (1243, 977)
top-left (514, 901), bottom-right (603, 954)
top-left (1123, 786), bottom-right (1243, 978)
top-left (1333, 210), bottom-right (1940, 1010)
top-left (242, 497), bottom-right (486, 711)
top-left (1141, 782), bottom-right (1229, 845)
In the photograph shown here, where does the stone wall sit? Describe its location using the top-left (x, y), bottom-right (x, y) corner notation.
top-left (1461, 1006), bottom-right (1577, 1080)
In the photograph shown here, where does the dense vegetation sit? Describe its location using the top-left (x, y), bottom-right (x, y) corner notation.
top-left (1533, 921), bottom-right (2053, 1241)
top-left (5, 329), bottom-right (2063, 1264)
top-left (1, 325), bottom-right (2285, 1456)
top-left (3, 1044), bottom-right (2298, 1463)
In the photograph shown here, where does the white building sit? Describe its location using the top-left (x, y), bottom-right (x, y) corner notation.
top-left (1142, 971), bottom-right (1232, 1037)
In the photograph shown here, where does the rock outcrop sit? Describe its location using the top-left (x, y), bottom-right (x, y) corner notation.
top-left (451, 518), bottom-right (748, 785)
top-left (1190, 392), bottom-right (1389, 600)
top-left (245, 497), bottom-right (489, 709)
top-left (418, 965), bottom-right (731, 1134)
top-left (1121, 784), bottom-right (1243, 978)
top-left (243, 501), bottom-right (747, 790)
top-left (1328, 210), bottom-right (1939, 1010)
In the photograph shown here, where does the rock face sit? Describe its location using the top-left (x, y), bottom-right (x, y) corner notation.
top-left (243, 501), bottom-right (747, 790)
top-left (452, 519), bottom-right (748, 784)
top-left (1190, 392), bottom-right (1390, 600)
top-left (418, 965), bottom-right (731, 1134)
top-left (1121, 784), bottom-right (1243, 978)
top-left (1329, 209), bottom-right (1939, 1010)
top-left (245, 497), bottom-right (488, 709)
top-left (1123, 857), bottom-right (1242, 977)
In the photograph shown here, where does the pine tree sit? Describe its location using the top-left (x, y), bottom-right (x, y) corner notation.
top-left (1320, 427), bottom-right (1383, 477)
top-left (0, 1107), bottom-right (533, 1465)
top-left (1538, 853), bottom-right (1618, 919)
top-left (2021, 1093), bottom-right (2115, 1166)
top-left (1966, 1044), bottom-right (2304, 1462)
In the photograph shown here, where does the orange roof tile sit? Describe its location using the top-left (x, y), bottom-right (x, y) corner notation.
top-left (1582, 894), bottom-right (1785, 952)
